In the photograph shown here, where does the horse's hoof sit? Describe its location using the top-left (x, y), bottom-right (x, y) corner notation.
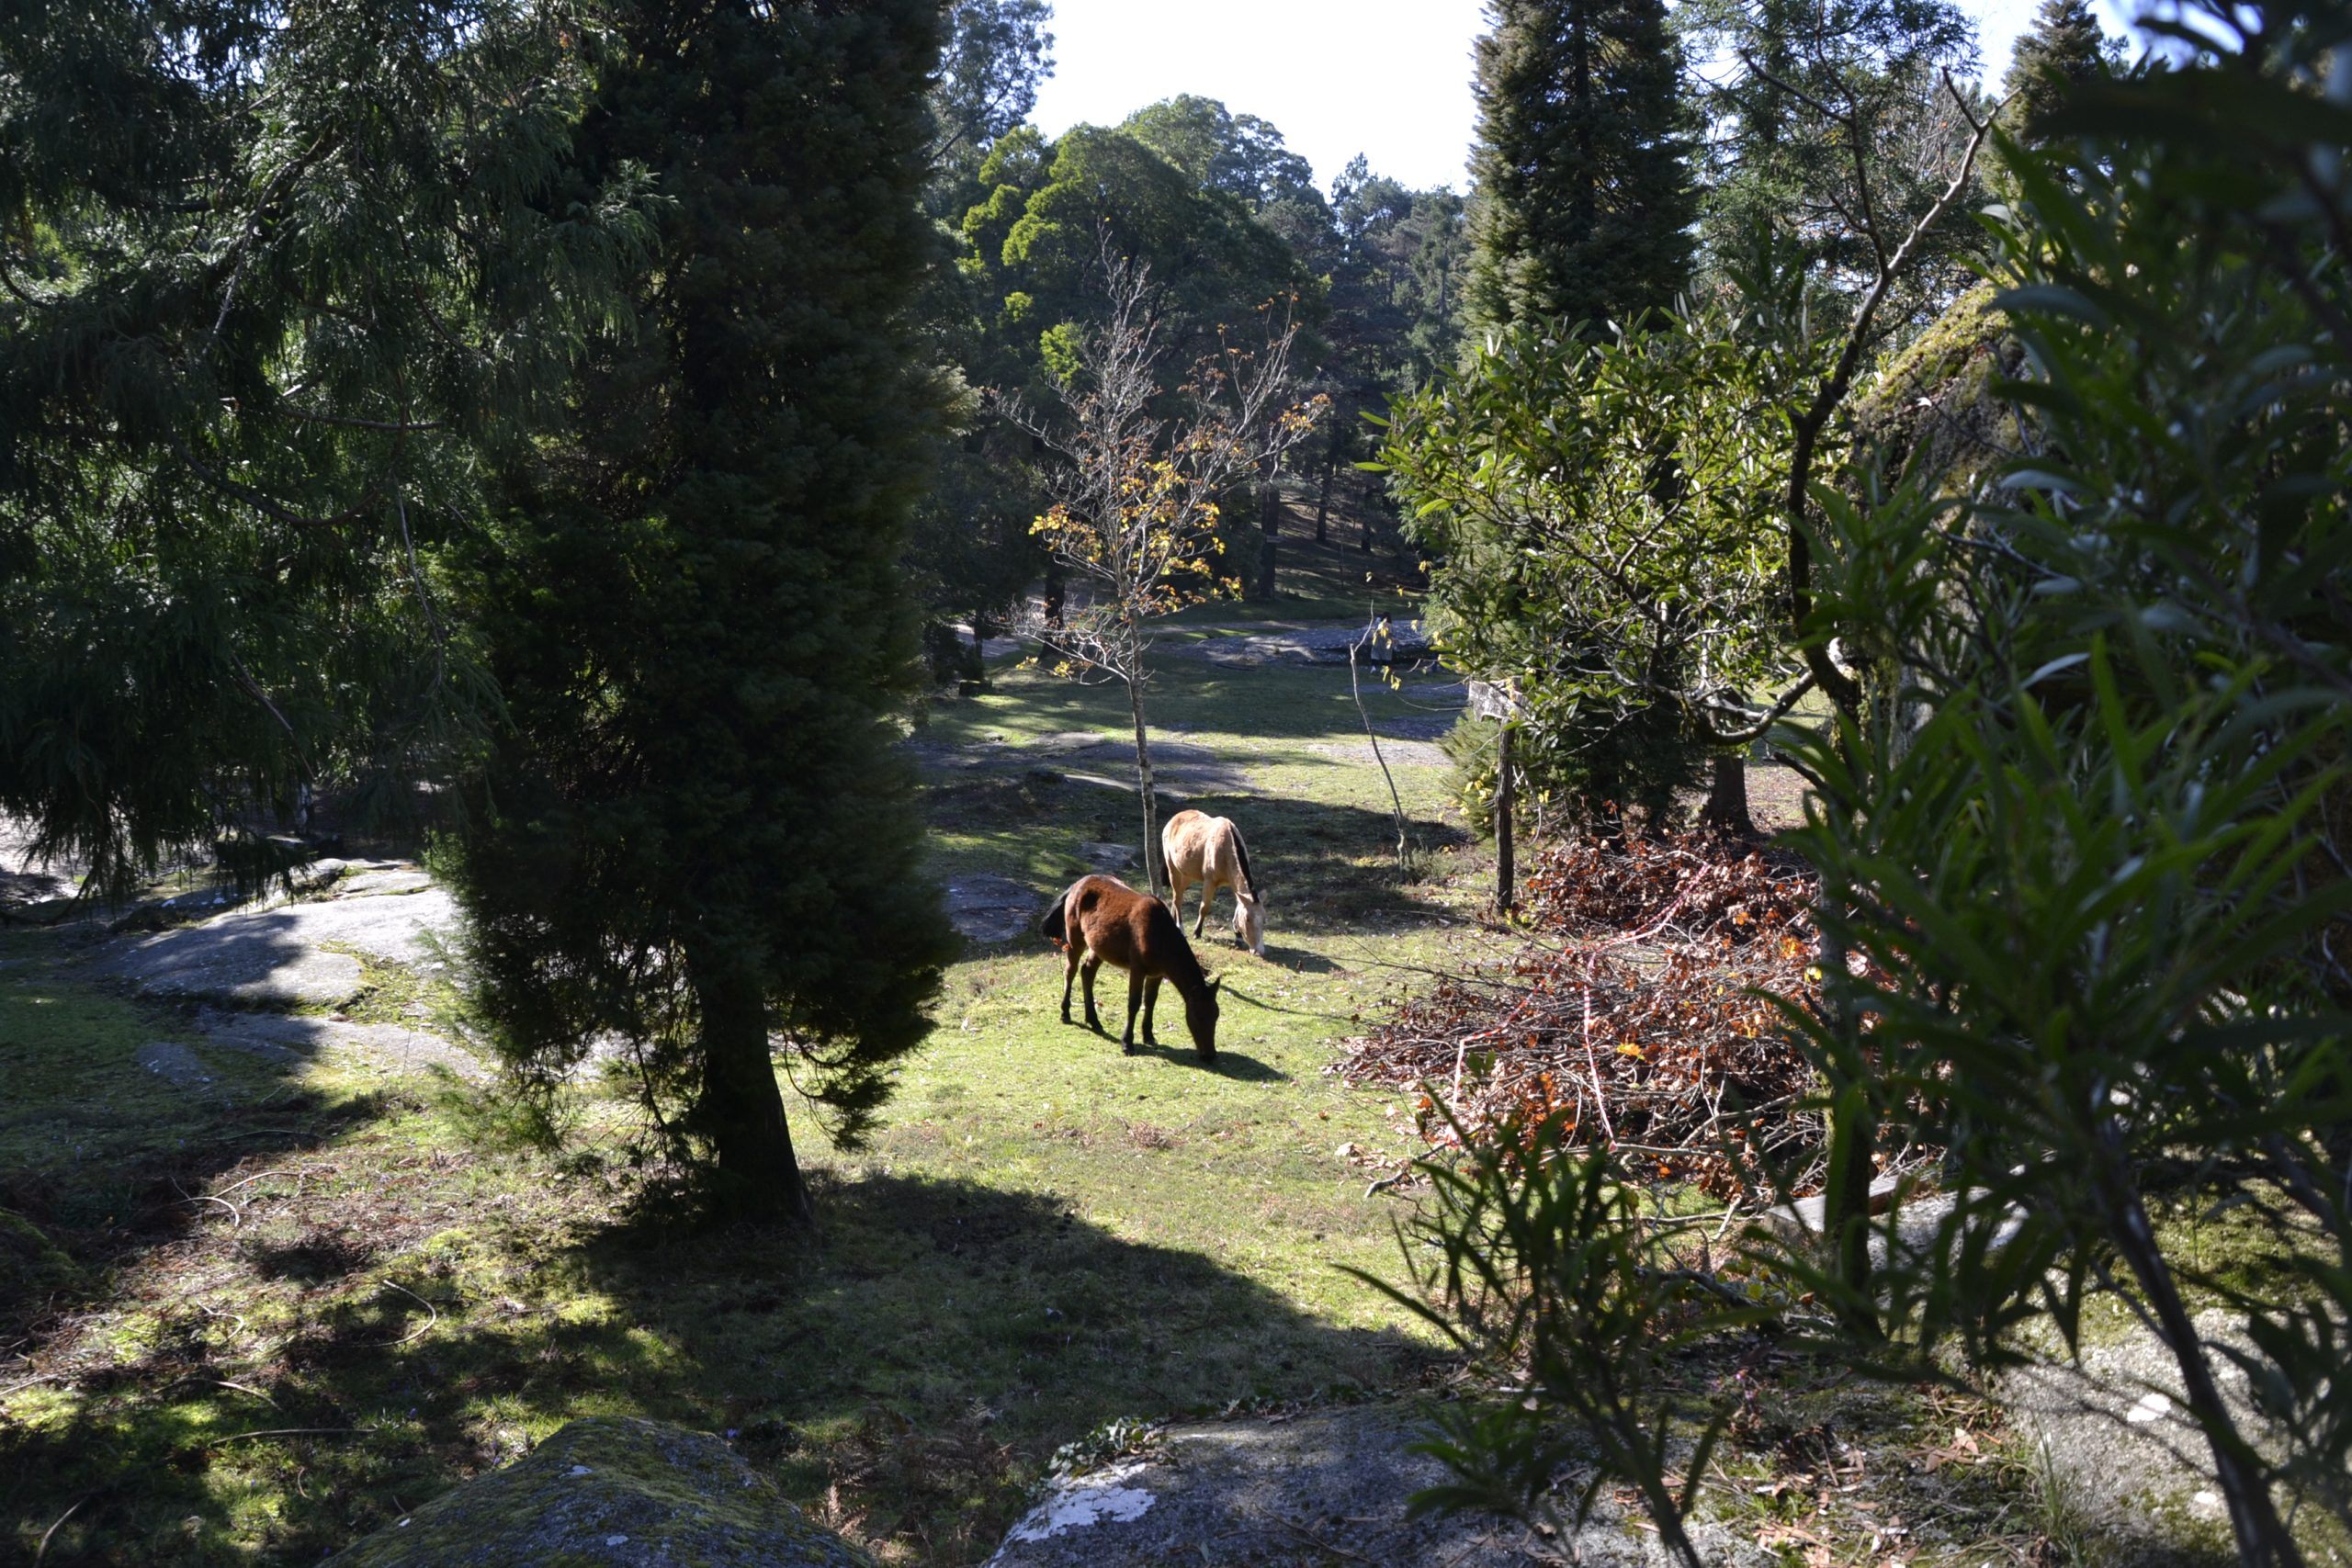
top-left (1122, 1042), bottom-right (1139, 1055)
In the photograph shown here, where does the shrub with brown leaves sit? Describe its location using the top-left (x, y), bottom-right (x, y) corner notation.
top-left (1342, 834), bottom-right (1826, 1193)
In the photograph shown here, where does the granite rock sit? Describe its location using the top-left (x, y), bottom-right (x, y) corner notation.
top-left (327, 1416), bottom-right (873, 1568)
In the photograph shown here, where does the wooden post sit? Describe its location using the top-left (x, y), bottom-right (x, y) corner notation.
top-left (1469, 678), bottom-right (1521, 914)
top-left (1495, 721), bottom-right (1515, 912)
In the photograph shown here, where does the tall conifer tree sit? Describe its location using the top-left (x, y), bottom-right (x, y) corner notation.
top-left (2000, 0), bottom-right (2109, 139)
top-left (450, 0), bottom-right (956, 1224)
top-left (1464, 0), bottom-right (1696, 335)
top-left (0, 3), bottom-right (639, 893)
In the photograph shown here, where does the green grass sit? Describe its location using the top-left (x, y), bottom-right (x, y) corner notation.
top-left (0, 576), bottom-right (1494, 1565)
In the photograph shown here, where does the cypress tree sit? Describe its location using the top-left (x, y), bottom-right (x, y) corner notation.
top-left (1464, 0), bottom-right (1696, 335)
top-left (450, 0), bottom-right (956, 1224)
top-left (2001, 0), bottom-right (2109, 139)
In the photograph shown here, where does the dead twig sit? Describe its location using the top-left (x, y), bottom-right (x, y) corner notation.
top-left (211, 1166), bottom-right (305, 1200)
top-left (160, 1376), bottom-right (280, 1409)
top-left (204, 1427), bottom-right (359, 1449)
top-left (33, 1493), bottom-right (93, 1566)
top-left (376, 1280), bottom-right (438, 1347)
top-left (176, 1189), bottom-right (244, 1229)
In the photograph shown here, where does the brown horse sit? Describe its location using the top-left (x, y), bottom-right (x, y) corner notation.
top-left (1041, 874), bottom-right (1221, 1061)
top-left (1161, 809), bottom-right (1264, 955)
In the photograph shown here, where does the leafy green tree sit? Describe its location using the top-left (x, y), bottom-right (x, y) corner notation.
top-left (932, 0), bottom-right (1056, 173)
top-left (1383, 313), bottom-right (1804, 832)
top-left (0, 0), bottom-right (649, 896)
top-left (1777, 26), bottom-right (2352, 1551)
top-left (910, 4), bottom-right (1057, 682)
top-left (1300, 161), bottom-right (1470, 550)
top-left (1389, 186), bottom-right (1474, 393)
top-left (1392, 9), bottom-right (2352, 1566)
top-left (1464, 0), bottom-right (1697, 334)
top-left (1680, 0), bottom-right (1984, 344)
top-left (1121, 95), bottom-right (1318, 213)
top-left (961, 122), bottom-right (1307, 402)
top-left (953, 113), bottom-right (1319, 603)
top-left (448, 0), bottom-right (956, 1225)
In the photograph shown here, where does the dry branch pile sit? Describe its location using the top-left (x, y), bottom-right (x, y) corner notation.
top-left (1343, 834), bottom-right (1827, 1193)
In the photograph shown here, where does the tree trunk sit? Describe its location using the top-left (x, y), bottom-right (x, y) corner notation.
top-left (1314, 446), bottom-right (1337, 546)
top-left (692, 947), bottom-right (813, 1224)
top-left (1699, 750), bottom-right (1756, 836)
top-left (1128, 679), bottom-right (1164, 895)
top-left (1817, 913), bottom-right (1878, 1324)
top-left (1495, 722), bottom-right (1516, 912)
top-left (1359, 473), bottom-right (1374, 553)
top-left (1256, 479), bottom-right (1281, 599)
top-left (2103, 1147), bottom-right (2311, 1568)
top-left (1042, 562), bottom-right (1065, 628)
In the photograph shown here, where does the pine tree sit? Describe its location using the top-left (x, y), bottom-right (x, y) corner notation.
top-left (2001, 0), bottom-right (2109, 140)
top-left (449, 0), bottom-right (956, 1224)
top-left (1464, 0), bottom-right (1696, 335)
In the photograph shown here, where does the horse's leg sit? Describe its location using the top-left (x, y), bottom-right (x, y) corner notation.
top-left (1080, 955), bottom-right (1104, 1033)
top-left (1123, 970), bottom-right (1145, 1054)
top-left (1061, 942), bottom-right (1080, 1023)
top-left (1143, 976), bottom-right (1162, 1046)
top-left (1192, 879), bottom-right (1209, 937)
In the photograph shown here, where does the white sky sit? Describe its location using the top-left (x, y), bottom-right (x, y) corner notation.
top-left (1027, 0), bottom-right (2147, 195)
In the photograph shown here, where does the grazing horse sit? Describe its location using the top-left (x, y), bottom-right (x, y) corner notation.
top-left (1042, 874), bottom-right (1221, 1061)
top-left (1161, 810), bottom-right (1265, 956)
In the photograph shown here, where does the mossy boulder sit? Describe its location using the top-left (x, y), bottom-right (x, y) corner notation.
top-left (326, 1416), bottom-right (873, 1567)
top-left (0, 1207), bottom-right (79, 1328)
top-left (1850, 281), bottom-right (2031, 495)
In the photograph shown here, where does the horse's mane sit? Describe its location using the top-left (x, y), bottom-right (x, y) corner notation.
top-left (1144, 895), bottom-right (1212, 992)
top-left (1230, 821), bottom-right (1260, 901)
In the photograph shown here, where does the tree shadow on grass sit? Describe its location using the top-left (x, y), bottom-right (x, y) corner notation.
top-left (1125, 1041), bottom-right (1289, 1081)
top-left (1171, 795), bottom-right (1468, 941)
top-left (5, 1168), bottom-right (1441, 1565)
top-left (1219, 979), bottom-right (1351, 1025)
top-left (1038, 1012), bottom-right (1289, 1082)
top-left (1245, 942), bottom-right (1342, 975)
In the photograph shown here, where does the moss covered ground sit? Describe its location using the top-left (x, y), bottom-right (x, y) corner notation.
top-left (0, 540), bottom-right (1502, 1565)
top-left (2, 531), bottom-right (2326, 1567)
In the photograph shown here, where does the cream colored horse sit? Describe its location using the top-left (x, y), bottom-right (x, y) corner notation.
top-left (1160, 810), bottom-right (1264, 956)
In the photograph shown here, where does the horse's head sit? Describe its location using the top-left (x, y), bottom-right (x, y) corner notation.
top-left (1185, 974), bottom-right (1223, 1062)
top-left (1233, 891), bottom-right (1265, 956)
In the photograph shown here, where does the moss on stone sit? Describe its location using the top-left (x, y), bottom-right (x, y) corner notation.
top-left (326, 1416), bottom-right (875, 1567)
top-left (1850, 282), bottom-right (2031, 496)
top-left (0, 1207), bottom-right (78, 1330)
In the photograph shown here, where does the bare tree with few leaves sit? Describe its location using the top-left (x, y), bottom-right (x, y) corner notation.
top-left (1001, 246), bottom-right (1322, 894)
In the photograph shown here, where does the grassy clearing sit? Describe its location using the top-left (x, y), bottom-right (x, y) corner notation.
top-left (6, 548), bottom-right (2294, 1567)
top-left (0, 568), bottom-right (1505, 1564)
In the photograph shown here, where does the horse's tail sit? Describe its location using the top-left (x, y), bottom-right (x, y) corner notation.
top-left (1041, 888), bottom-right (1069, 947)
top-left (1230, 820), bottom-right (1260, 902)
